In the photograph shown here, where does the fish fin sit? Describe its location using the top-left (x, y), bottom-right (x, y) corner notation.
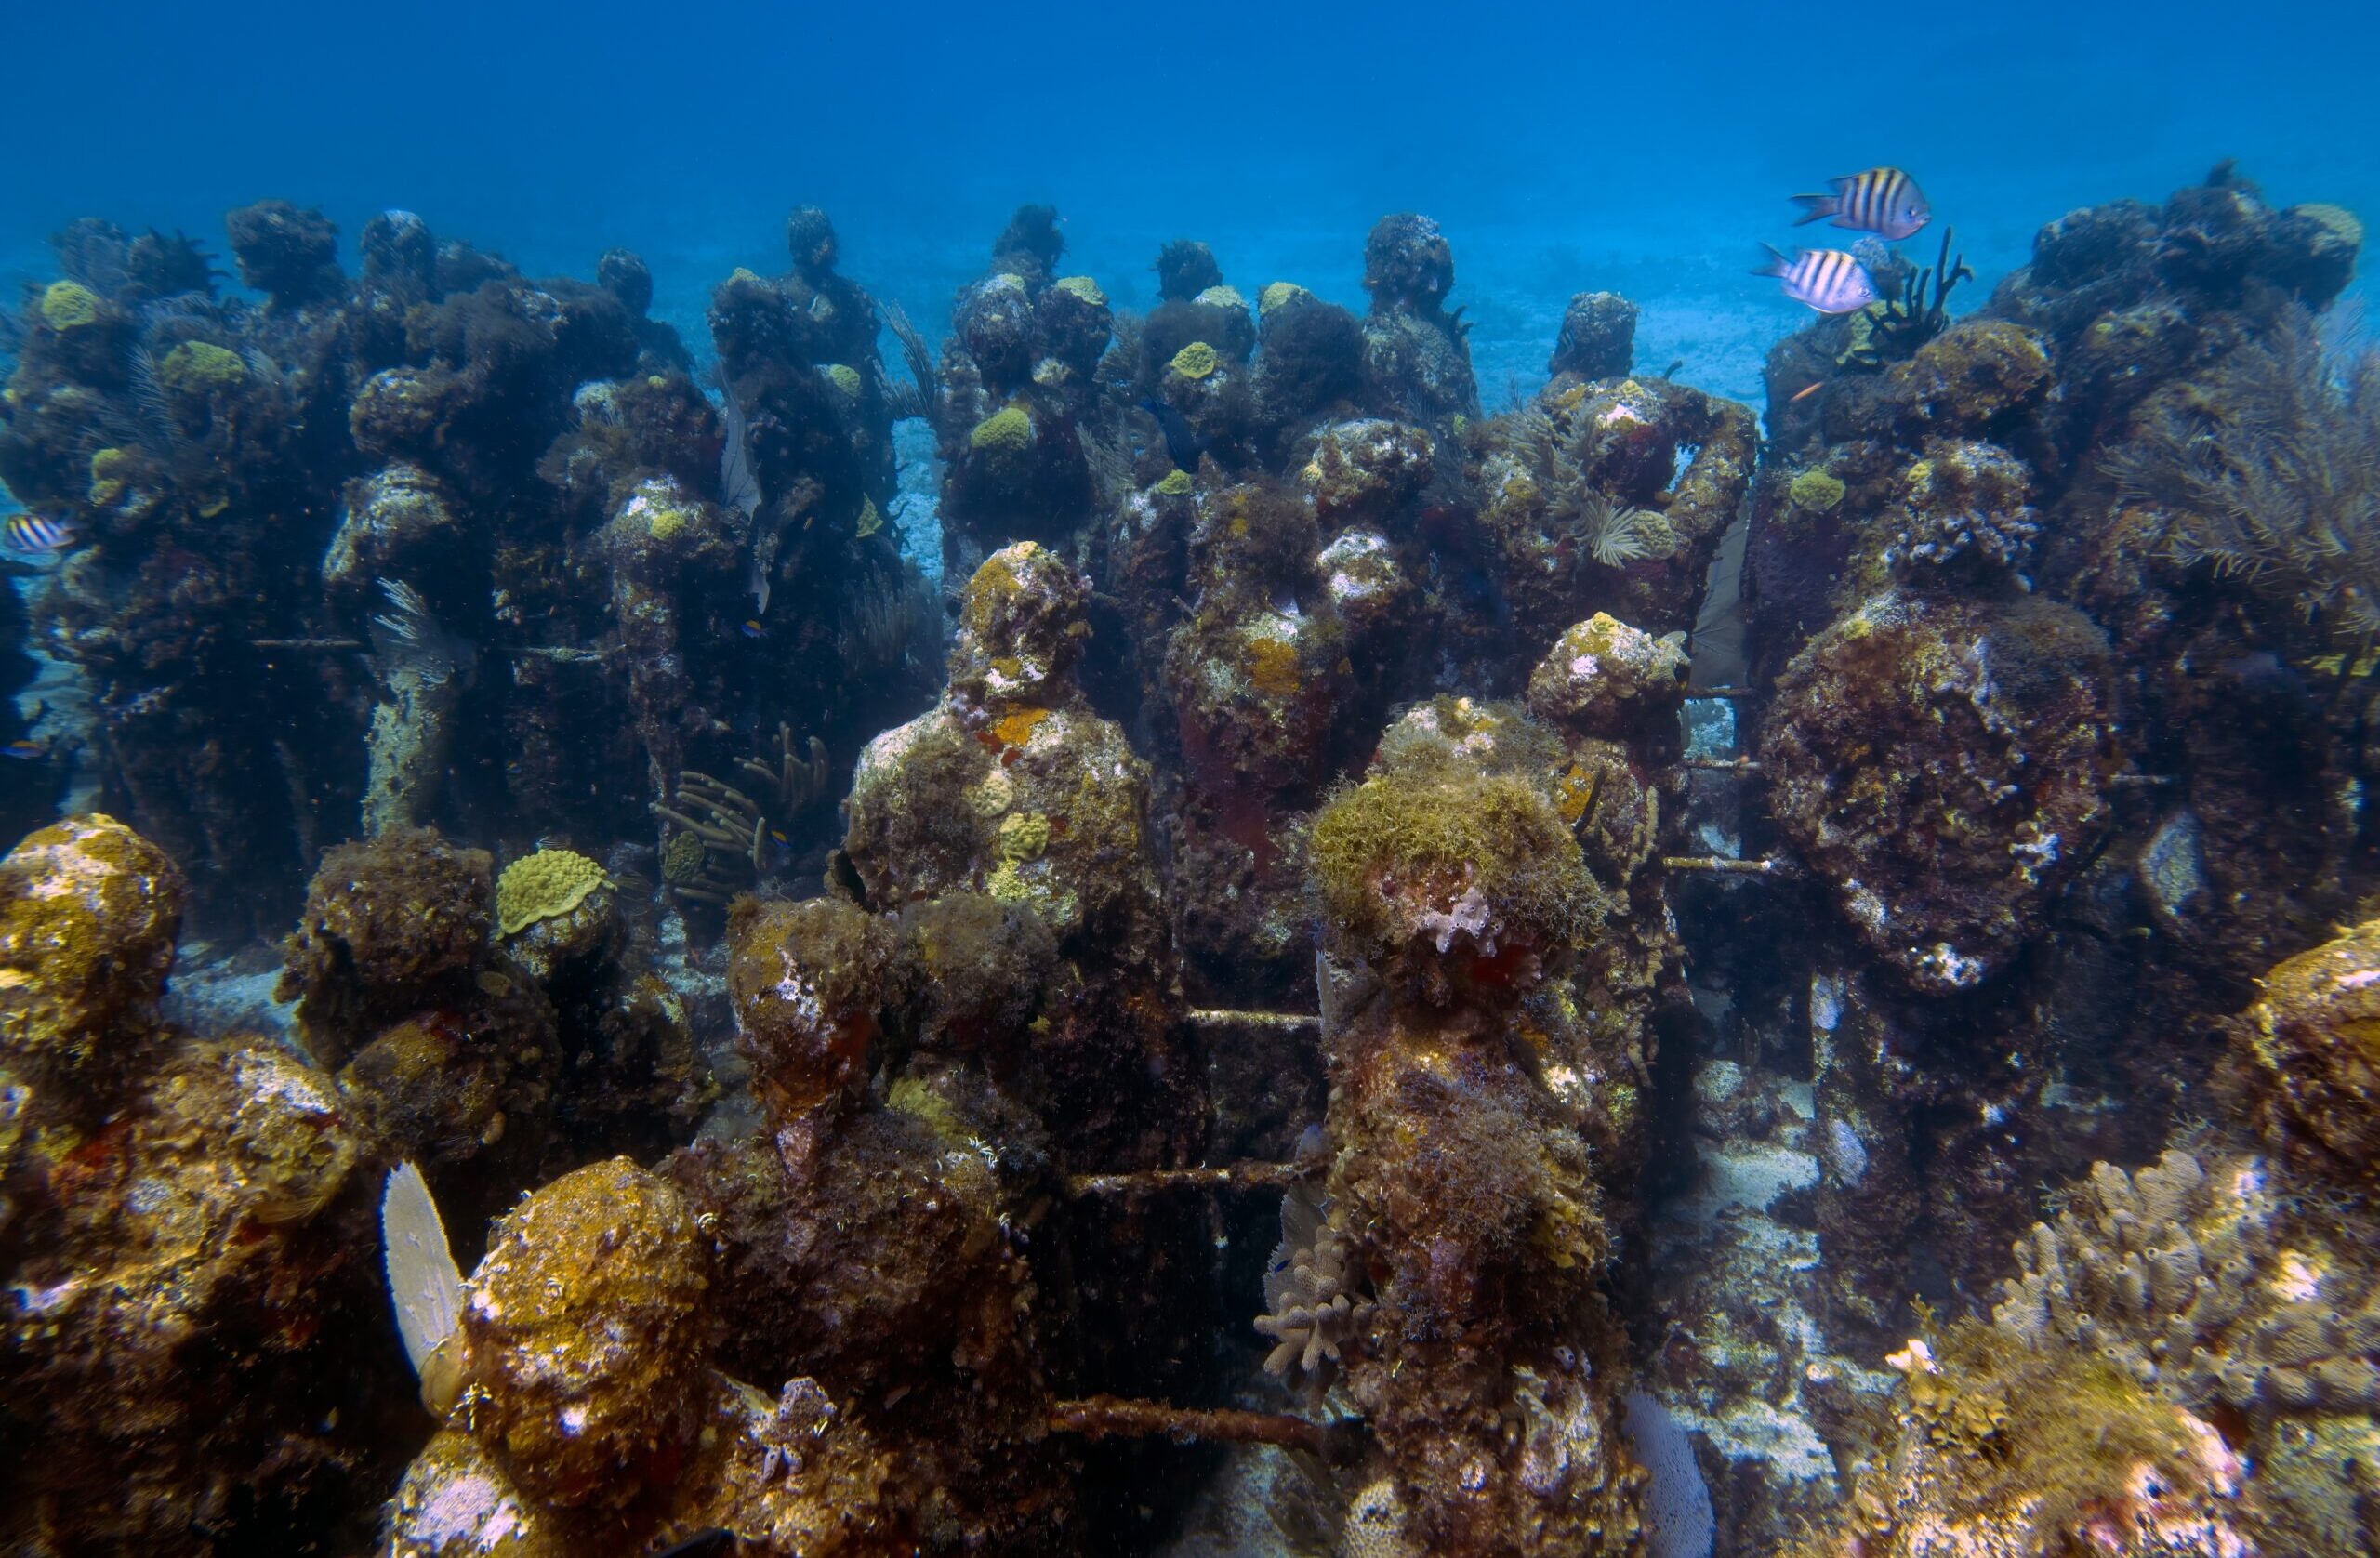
top-left (1789, 194), bottom-right (1837, 226)
top-left (1752, 242), bottom-right (1792, 278)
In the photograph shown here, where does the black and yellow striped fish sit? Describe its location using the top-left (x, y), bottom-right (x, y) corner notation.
top-left (1792, 168), bottom-right (1932, 242)
top-left (2, 513), bottom-right (74, 554)
top-left (1753, 245), bottom-right (1881, 314)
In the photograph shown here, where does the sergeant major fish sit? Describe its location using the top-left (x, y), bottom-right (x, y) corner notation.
top-left (1754, 244), bottom-right (1881, 314)
top-left (3, 513), bottom-right (74, 554)
top-left (1792, 167), bottom-right (1931, 241)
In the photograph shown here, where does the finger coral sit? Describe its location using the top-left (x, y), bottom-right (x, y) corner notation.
top-left (1994, 1148), bottom-right (2380, 1412)
top-left (1252, 1186), bottom-right (1371, 1381)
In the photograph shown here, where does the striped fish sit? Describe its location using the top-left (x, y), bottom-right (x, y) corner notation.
top-left (1754, 245), bottom-right (1881, 314)
top-left (2, 513), bottom-right (74, 554)
top-left (1792, 168), bottom-right (1931, 241)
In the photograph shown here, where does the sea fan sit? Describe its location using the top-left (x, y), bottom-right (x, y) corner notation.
top-left (380, 1161), bottom-right (467, 1414)
top-left (882, 300), bottom-right (939, 430)
top-left (714, 369), bottom-right (762, 522)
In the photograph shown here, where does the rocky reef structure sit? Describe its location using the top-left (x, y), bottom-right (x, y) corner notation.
top-left (3, 164), bottom-right (2377, 1557)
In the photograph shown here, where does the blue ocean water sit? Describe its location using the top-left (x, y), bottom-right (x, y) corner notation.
top-left (9, 1), bottom-right (2373, 405)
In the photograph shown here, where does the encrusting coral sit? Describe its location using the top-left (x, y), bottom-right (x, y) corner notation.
top-left (1993, 1147), bottom-right (2380, 1413)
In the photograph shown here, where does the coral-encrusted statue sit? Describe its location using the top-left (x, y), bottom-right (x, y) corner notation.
top-left (1304, 697), bottom-right (1643, 1555)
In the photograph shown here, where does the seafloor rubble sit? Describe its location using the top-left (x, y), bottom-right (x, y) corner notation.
top-left (1, 165), bottom-right (2376, 1556)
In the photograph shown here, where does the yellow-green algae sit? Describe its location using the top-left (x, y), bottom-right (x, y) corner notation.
top-left (1051, 275), bottom-right (1106, 306)
top-left (824, 363), bottom-right (862, 395)
top-left (1789, 469), bottom-right (1845, 512)
top-left (1194, 285), bottom-right (1246, 310)
top-left (1155, 469), bottom-right (1194, 497)
top-left (39, 281), bottom-right (100, 331)
top-left (1259, 281), bottom-right (1310, 313)
top-left (1168, 341), bottom-right (1221, 380)
top-left (87, 446), bottom-right (135, 506)
top-left (157, 341), bottom-right (248, 397)
top-left (970, 405), bottom-right (1033, 455)
top-left (495, 849), bottom-right (612, 937)
top-left (1312, 760), bottom-right (1593, 957)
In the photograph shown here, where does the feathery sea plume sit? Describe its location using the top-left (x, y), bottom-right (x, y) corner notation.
top-left (1580, 490), bottom-right (1668, 568)
top-left (2104, 307), bottom-right (2380, 636)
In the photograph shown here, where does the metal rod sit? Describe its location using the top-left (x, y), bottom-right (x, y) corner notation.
top-left (1065, 1160), bottom-right (1309, 1197)
top-left (1682, 758), bottom-right (1764, 772)
top-left (1662, 855), bottom-right (1784, 875)
top-left (1186, 1009), bottom-right (1321, 1032)
top-left (1048, 1395), bottom-right (1354, 1461)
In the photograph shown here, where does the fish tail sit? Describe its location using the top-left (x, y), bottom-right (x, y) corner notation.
top-left (1752, 242), bottom-right (1792, 278)
top-left (1789, 194), bottom-right (1837, 226)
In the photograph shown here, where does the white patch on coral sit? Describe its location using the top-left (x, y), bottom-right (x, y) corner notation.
top-left (771, 954), bottom-right (824, 1028)
top-left (1569, 653), bottom-right (1600, 680)
top-left (854, 711), bottom-right (939, 785)
top-left (236, 1051), bottom-right (335, 1116)
top-left (1911, 942), bottom-right (1985, 989)
top-left (1809, 973), bottom-right (1844, 1035)
top-left (1824, 1118), bottom-right (1869, 1186)
top-left (2272, 1248), bottom-right (2324, 1303)
top-left (414, 1470), bottom-right (527, 1551)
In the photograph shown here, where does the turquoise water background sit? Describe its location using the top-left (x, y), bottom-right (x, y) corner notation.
top-left (7, 2), bottom-right (2374, 401)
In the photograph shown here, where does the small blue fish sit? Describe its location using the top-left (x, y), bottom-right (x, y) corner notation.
top-left (741, 620), bottom-right (767, 640)
top-left (1792, 168), bottom-right (1931, 242)
top-left (1754, 244), bottom-right (1881, 314)
top-left (3, 514), bottom-right (74, 554)
top-left (1, 739), bottom-right (45, 760)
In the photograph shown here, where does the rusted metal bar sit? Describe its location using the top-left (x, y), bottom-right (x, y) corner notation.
top-left (1187, 1008), bottom-right (1321, 1033)
top-left (1048, 1394), bottom-right (1354, 1461)
top-left (1065, 1160), bottom-right (1307, 1197)
top-left (1661, 855), bottom-right (1784, 875)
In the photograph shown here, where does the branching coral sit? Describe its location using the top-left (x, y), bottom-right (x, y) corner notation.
top-left (1993, 1148), bottom-right (2380, 1412)
top-left (1837, 227), bottom-right (1974, 369)
top-left (1253, 1185), bottom-right (1371, 1383)
top-left (2102, 308), bottom-right (2380, 636)
top-left (652, 728), bottom-right (827, 904)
